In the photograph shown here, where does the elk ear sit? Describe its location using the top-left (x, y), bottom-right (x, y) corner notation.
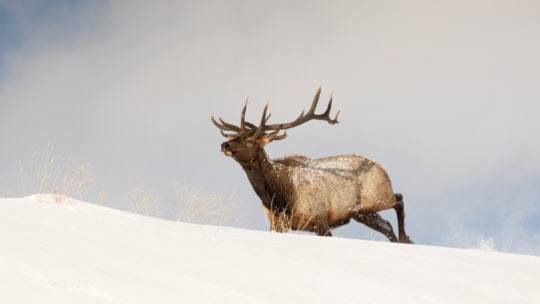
top-left (259, 134), bottom-right (272, 147)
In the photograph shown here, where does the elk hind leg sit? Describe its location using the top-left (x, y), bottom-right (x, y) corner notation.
top-left (393, 193), bottom-right (413, 244)
top-left (354, 212), bottom-right (398, 242)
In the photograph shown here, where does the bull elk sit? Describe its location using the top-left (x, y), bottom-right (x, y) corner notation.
top-left (211, 88), bottom-right (413, 243)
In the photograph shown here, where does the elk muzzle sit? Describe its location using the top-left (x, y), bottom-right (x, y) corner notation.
top-left (221, 142), bottom-right (233, 156)
top-left (221, 142), bottom-right (229, 151)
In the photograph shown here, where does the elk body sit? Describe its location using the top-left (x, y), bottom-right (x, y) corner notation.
top-left (211, 88), bottom-right (413, 243)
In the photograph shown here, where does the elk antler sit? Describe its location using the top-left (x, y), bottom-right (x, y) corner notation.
top-left (254, 86), bottom-right (340, 136)
top-left (211, 87), bottom-right (339, 139)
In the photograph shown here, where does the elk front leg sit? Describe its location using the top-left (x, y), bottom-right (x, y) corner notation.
top-left (354, 212), bottom-right (398, 242)
top-left (314, 216), bottom-right (332, 237)
top-left (315, 224), bottom-right (333, 236)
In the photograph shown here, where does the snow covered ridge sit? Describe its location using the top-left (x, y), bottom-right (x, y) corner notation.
top-left (1, 195), bottom-right (539, 304)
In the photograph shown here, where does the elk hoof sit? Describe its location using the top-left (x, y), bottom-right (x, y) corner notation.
top-left (400, 235), bottom-right (414, 244)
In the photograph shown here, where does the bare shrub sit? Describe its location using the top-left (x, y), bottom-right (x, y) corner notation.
top-left (175, 183), bottom-right (240, 227)
top-left (76, 163), bottom-right (95, 199)
top-left (96, 189), bottom-right (107, 206)
top-left (129, 186), bottom-right (164, 217)
top-left (17, 141), bottom-right (96, 203)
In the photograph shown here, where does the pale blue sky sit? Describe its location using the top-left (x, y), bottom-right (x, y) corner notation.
top-left (1, 0), bottom-right (539, 255)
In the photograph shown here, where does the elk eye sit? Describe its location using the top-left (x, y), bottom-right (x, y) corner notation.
top-left (246, 139), bottom-right (255, 144)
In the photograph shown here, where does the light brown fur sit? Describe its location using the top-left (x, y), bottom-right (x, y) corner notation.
top-left (266, 154), bottom-right (401, 235)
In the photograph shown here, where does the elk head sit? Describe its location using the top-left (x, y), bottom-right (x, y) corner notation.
top-left (210, 87), bottom-right (340, 165)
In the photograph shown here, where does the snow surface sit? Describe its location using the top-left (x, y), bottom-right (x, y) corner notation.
top-left (1, 195), bottom-right (539, 303)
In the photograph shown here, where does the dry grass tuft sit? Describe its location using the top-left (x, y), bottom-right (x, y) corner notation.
top-left (96, 189), bottom-right (107, 206)
top-left (267, 202), bottom-right (319, 234)
top-left (129, 186), bottom-right (164, 217)
top-left (17, 141), bottom-right (96, 203)
top-left (175, 183), bottom-right (240, 227)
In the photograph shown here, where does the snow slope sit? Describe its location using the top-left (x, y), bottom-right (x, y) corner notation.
top-left (1, 195), bottom-right (539, 303)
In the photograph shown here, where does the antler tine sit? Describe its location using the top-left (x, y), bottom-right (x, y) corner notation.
top-left (260, 101), bottom-right (269, 126)
top-left (240, 97), bottom-right (248, 130)
top-left (331, 110), bottom-right (341, 124)
top-left (270, 129), bottom-right (287, 141)
top-left (220, 129), bottom-right (235, 139)
top-left (255, 101), bottom-right (271, 136)
top-left (218, 117), bottom-right (242, 131)
top-left (241, 98), bottom-right (258, 131)
top-left (264, 113), bottom-right (271, 124)
top-left (306, 86), bottom-right (322, 116)
top-left (321, 92), bottom-right (332, 116)
top-left (210, 113), bottom-right (220, 127)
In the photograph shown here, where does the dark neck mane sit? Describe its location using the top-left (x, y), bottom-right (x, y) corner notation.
top-left (240, 150), bottom-right (291, 213)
